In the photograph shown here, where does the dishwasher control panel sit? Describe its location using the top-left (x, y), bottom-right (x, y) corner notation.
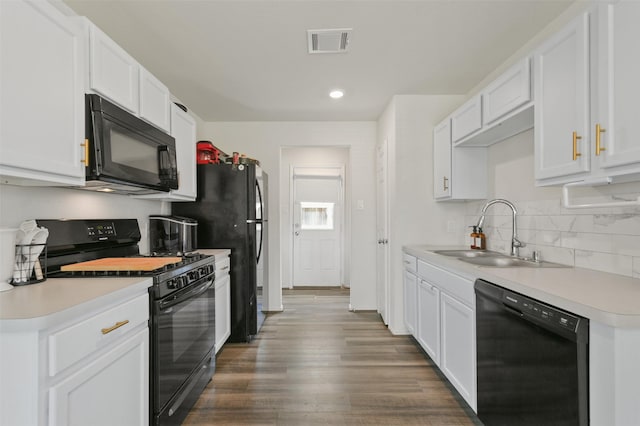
top-left (502, 289), bottom-right (580, 332)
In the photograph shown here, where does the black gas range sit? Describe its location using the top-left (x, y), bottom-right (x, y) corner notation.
top-left (39, 219), bottom-right (216, 426)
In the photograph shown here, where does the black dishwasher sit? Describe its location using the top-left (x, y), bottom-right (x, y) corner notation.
top-left (475, 279), bottom-right (589, 426)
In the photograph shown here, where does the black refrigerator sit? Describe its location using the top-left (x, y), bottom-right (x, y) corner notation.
top-left (173, 162), bottom-right (268, 343)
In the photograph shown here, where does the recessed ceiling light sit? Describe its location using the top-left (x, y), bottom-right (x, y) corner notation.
top-left (329, 90), bottom-right (344, 99)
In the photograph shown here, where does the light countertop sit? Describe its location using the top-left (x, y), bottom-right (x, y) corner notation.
top-left (0, 250), bottom-right (230, 329)
top-left (404, 245), bottom-right (640, 328)
top-left (0, 277), bottom-right (152, 331)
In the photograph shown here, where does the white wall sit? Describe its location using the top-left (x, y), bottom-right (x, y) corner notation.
top-left (465, 129), bottom-right (640, 278)
top-left (199, 121), bottom-right (377, 312)
top-left (378, 95), bottom-right (469, 334)
top-left (280, 147), bottom-right (350, 289)
top-left (0, 185), bottom-right (165, 254)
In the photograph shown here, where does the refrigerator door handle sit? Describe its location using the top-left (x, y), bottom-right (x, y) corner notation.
top-left (246, 219), bottom-right (263, 224)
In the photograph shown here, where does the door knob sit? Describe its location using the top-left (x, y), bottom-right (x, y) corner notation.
top-left (295, 231), bottom-right (300, 236)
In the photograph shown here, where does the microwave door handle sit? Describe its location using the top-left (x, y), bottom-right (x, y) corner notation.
top-left (159, 277), bottom-right (214, 311)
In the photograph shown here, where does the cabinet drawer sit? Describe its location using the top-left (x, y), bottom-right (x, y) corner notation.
top-left (403, 254), bottom-right (417, 273)
top-left (215, 255), bottom-right (230, 277)
top-left (49, 293), bottom-right (149, 376)
top-left (417, 260), bottom-right (474, 307)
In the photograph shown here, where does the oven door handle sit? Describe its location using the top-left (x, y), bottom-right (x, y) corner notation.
top-left (159, 277), bottom-right (214, 310)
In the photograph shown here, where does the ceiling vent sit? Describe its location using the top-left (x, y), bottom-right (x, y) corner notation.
top-left (307, 28), bottom-right (352, 54)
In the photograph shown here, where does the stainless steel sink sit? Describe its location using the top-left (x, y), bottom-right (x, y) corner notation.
top-left (458, 256), bottom-right (570, 268)
top-left (433, 249), bottom-right (500, 258)
top-left (434, 249), bottom-right (570, 268)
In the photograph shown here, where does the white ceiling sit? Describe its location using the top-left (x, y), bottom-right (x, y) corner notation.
top-left (62, 0), bottom-right (574, 122)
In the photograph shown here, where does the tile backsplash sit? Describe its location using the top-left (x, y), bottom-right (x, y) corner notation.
top-left (464, 196), bottom-right (640, 278)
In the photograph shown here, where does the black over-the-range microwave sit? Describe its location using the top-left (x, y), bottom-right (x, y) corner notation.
top-left (84, 94), bottom-right (178, 195)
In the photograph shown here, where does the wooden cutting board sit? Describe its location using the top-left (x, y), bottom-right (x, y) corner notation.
top-left (61, 257), bottom-right (183, 272)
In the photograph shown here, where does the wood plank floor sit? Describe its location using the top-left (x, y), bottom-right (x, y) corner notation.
top-left (183, 288), bottom-right (481, 425)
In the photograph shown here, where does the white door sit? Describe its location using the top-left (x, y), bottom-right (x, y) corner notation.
top-left (292, 173), bottom-right (343, 286)
top-left (375, 140), bottom-right (390, 324)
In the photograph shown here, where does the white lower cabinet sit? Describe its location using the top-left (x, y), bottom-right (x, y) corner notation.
top-left (403, 270), bottom-right (417, 335)
top-left (405, 253), bottom-right (477, 412)
top-left (214, 253), bottom-right (231, 354)
top-left (49, 328), bottom-right (148, 426)
top-left (0, 288), bottom-right (150, 426)
top-left (417, 278), bottom-right (441, 364)
top-left (440, 292), bottom-right (476, 411)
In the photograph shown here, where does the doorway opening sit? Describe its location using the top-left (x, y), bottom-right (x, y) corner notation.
top-left (280, 147), bottom-right (349, 293)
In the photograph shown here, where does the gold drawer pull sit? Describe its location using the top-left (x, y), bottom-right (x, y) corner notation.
top-left (101, 320), bottom-right (129, 335)
top-left (572, 131), bottom-right (582, 161)
top-left (596, 123), bottom-right (606, 156)
top-left (81, 139), bottom-right (89, 166)
top-left (220, 266), bottom-right (229, 271)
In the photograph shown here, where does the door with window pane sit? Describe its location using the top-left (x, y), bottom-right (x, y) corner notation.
top-left (293, 176), bottom-right (342, 286)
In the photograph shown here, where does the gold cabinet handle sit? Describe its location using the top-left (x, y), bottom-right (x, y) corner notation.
top-left (81, 139), bottom-right (89, 167)
top-left (596, 123), bottom-right (606, 156)
top-left (101, 320), bottom-right (129, 335)
top-left (572, 131), bottom-right (582, 161)
top-left (443, 176), bottom-right (449, 191)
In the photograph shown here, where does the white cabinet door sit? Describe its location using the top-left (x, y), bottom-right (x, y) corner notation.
top-left (440, 293), bottom-right (476, 412)
top-left (483, 57), bottom-right (531, 125)
top-left (534, 12), bottom-right (591, 182)
top-left (595, 1), bottom-right (640, 169)
top-left (403, 270), bottom-right (417, 336)
top-left (139, 67), bottom-right (171, 132)
top-left (0, 0), bottom-right (85, 186)
top-left (215, 274), bottom-right (231, 354)
top-left (433, 119), bottom-right (452, 199)
top-left (49, 328), bottom-right (149, 426)
top-left (417, 279), bottom-right (440, 364)
top-left (170, 104), bottom-right (197, 200)
top-left (451, 96), bottom-right (482, 142)
top-left (89, 24), bottom-right (139, 114)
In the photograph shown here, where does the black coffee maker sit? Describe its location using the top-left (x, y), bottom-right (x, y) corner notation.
top-left (149, 215), bottom-right (197, 256)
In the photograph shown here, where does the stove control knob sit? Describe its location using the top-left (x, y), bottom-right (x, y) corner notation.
top-left (189, 271), bottom-right (199, 281)
top-left (208, 265), bottom-right (215, 274)
top-left (167, 279), bottom-right (177, 289)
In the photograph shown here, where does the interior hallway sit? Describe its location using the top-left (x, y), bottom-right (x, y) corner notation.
top-left (183, 288), bottom-right (480, 425)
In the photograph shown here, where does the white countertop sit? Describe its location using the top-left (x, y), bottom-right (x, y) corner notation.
top-left (404, 245), bottom-right (640, 328)
top-left (0, 277), bottom-right (152, 331)
top-left (0, 250), bottom-right (230, 330)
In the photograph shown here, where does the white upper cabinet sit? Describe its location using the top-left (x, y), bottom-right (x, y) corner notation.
top-left (534, 12), bottom-right (591, 182)
top-left (594, 1), bottom-right (640, 170)
top-left (433, 119), bottom-right (452, 199)
top-left (535, 1), bottom-right (640, 185)
top-left (433, 117), bottom-right (488, 201)
top-left (0, 0), bottom-right (86, 186)
top-left (139, 67), bottom-right (171, 132)
top-left (85, 21), bottom-right (171, 132)
top-left (88, 23), bottom-right (139, 115)
top-left (483, 58), bottom-right (531, 126)
top-left (451, 57), bottom-right (534, 147)
top-left (451, 96), bottom-right (482, 143)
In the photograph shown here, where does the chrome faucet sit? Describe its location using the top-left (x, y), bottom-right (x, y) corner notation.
top-left (476, 199), bottom-right (525, 257)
